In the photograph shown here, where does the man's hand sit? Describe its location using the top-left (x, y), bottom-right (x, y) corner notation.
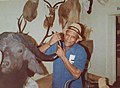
top-left (55, 45), bottom-right (66, 59)
top-left (49, 32), bottom-right (62, 45)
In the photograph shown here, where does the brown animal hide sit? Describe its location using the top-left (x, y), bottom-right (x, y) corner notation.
top-left (58, 0), bottom-right (81, 30)
top-left (23, 0), bottom-right (39, 22)
top-left (0, 61), bottom-right (28, 88)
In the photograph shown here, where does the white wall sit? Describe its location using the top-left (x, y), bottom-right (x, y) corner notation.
top-left (0, 0), bottom-right (120, 85)
top-left (0, 0), bottom-right (62, 74)
top-left (80, 0), bottom-right (120, 84)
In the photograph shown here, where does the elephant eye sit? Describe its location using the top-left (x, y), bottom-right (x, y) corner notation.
top-left (18, 49), bottom-right (23, 53)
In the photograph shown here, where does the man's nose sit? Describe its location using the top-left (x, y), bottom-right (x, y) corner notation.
top-left (67, 36), bottom-right (72, 40)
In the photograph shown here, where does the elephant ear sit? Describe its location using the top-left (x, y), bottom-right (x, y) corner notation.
top-left (23, 48), bottom-right (48, 75)
top-left (28, 58), bottom-right (48, 75)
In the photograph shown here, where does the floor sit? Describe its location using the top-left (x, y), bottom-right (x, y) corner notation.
top-left (83, 76), bottom-right (120, 88)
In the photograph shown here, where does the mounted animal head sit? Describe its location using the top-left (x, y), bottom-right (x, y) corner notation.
top-left (17, 0), bottom-right (39, 33)
top-left (58, 0), bottom-right (81, 31)
top-left (82, 0), bottom-right (93, 14)
top-left (43, 0), bottom-right (65, 29)
top-left (23, 0), bottom-right (39, 22)
top-left (0, 32), bottom-right (57, 75)
top-left (0, 32), bottom-right (43, 74)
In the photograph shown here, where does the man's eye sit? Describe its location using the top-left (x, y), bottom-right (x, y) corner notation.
top-left (71, 36), bottom-right (76, 39)
top-left (66, 34), bottom-right (70, 37)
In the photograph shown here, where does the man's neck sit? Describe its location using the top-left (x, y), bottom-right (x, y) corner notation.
top-left (65, 46), bottom-right (71, 51)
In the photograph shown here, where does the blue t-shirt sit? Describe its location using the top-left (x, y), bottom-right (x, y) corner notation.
top-left (45, 42), bottom-right (87, 88)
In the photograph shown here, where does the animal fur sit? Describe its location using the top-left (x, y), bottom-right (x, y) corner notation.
top-left (0, 32), bottom-right (58, 88)
top-left (0, 61), bottom-right (28, 88)
top-left (58, 0), bottom-right (81, 30)
top-left (23, 0), bottom-right (39, 22)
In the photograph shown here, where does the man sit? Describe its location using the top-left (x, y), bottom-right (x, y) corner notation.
top-left (39, 22), bottom-right (87, 88)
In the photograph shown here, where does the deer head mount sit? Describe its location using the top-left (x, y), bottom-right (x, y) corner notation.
top-left (40, 0), bottom-right (65, 45)
top-left (43, 0), bottom-right (65, 29)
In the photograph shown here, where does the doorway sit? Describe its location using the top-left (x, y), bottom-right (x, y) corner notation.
top-left (116, 16), bottom-right (120, 78)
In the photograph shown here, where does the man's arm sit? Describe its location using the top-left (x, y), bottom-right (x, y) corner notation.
top-left (56, 45), bottom-right (82, 79)
top-left (39, 41), bottom-right (51, 52)
top-left (39, 33), bottom-right (61, 52)
top-left (62, 55), bottom-right (81, 79)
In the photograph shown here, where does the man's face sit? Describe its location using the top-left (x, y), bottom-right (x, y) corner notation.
top-left (64, 29), bottom-right (79, 47)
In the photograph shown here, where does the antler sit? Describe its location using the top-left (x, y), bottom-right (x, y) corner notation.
top-left (17, 15), bottom-right (27, 33)
top-left (39, 16), bottom-right (53, 46)
top-left (43, 0), bottom-right (52, 7)
top-left (43, 0), bottom-right (65, 9)
top-left (53, 0), bottom-right (65, 8)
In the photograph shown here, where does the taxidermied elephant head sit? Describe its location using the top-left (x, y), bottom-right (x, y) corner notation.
top-left (0, 32), bottom-right (56, 74)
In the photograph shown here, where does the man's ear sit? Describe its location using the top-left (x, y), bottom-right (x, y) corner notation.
top-left (59, 32), bottom-right (64, 41)
top-left (76, 38), bottom-right (82, 43)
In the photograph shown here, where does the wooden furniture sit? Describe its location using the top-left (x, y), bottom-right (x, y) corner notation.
top-left (36, 74), bottom-right (52, 88)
